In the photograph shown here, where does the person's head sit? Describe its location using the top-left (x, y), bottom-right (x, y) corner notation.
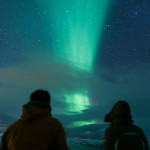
top-left (104, 100), bottom-right (133, 125)
top-left (28, 89), bottom-right (51, 111)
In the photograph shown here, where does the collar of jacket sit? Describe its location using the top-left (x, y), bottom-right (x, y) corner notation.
top-left (20, 104), bottom-right (51, 121)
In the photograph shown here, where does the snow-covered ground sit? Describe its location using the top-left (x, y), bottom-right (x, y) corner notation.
top-left (67, 137), bottom-right (103, 147)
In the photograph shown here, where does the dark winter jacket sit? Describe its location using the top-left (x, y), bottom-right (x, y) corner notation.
top-left (103, 101), bottom-right (149, 150)
top-left (103, 124), bottom-right (149, 150)
top-left (0, 104), bottom-right (68, 150)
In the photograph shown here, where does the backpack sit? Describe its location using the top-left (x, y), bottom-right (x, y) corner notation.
top-left (115, 132), bottom-right (145, 150)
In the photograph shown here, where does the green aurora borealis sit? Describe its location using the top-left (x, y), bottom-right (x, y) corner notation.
top-left (37, 0), bottom-right (112, 123)
top-left (38, 0), bottom-right (112, 71)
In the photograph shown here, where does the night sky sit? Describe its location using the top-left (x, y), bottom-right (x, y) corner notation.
top-left (0, 0), bottom-right (150, 140)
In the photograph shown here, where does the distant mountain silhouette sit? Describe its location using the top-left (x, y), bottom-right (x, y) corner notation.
top-left (0, 113), bottom-right (16, 136)
top-left (0, 113), bottom-right (16, 123)
top-left (65, 124), bottom-right (107, 139)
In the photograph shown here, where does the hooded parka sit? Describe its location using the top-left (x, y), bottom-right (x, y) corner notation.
top-left (0, 104), bottom-right (68, 150)
top-left (103, 101), bottom-right (149, 150)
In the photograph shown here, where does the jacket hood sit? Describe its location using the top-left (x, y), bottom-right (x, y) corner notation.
top-left (104, 101), bottom-right (133, 124)
top-left (21, 104), bottom-right (51, 122)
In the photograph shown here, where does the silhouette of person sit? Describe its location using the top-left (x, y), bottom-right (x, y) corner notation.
top-left (0, 89), bottom-right (68, 150)
top-left (103, 100), bottom-right (149, 150)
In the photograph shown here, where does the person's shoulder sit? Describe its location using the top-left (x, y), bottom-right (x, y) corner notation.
top-left (8, 119), bottom-right (21, 128)
top-left (105, 124), bottom-right (127, 135)
top-left (48, 117), bottom-right (63, 127)
top-left (130, 124), bottom-right (145, 133)
top-left (49, 117), bottom-right (60, 123)
top-left (49, 117), bottom-right (66, 134)
top-left (130, 124), bottom-right (143, 130)
top-left (3, 119), bottom-right (21, 135)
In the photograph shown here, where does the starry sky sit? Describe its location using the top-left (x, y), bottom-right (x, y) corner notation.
top-left (0, 0), bottom-right (150, 140)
